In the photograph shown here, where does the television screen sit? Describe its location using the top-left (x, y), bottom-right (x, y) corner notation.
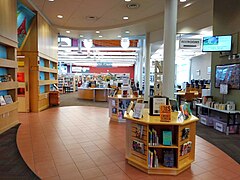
top-left (202, 35), bottom-right (232, 52)
top-left (215, 63), bottom-right (240, 89)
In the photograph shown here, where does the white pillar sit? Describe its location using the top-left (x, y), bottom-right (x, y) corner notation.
top-left (138, 40), bottom-right (143, 92)
top-left (162, 0), bottom-right (178, 99)
top-left (144, 33), bottom-right (151, 102)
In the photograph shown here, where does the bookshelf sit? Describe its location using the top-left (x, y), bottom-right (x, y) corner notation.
top-left (125, 110), bottom-right (198, 175)
top-left (0, 41), bottom-right (19, 133)
top-left (108, 95), bottom-right (143, 122)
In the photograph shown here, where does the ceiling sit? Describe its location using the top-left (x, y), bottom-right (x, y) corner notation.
top-left (23, 0), bottom-right (213, 66)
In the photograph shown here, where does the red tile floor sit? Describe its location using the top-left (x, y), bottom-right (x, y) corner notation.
top-left (17, 106), bottom-right (240, 180)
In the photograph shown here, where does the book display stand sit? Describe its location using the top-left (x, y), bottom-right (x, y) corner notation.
top-left (124, 109), bottom-right (198, 175)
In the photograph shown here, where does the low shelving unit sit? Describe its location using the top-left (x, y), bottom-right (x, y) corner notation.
top-left (124, 109), bottom-right (198, 175)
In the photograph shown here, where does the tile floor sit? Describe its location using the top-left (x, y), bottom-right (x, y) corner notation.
top-left (17, 106), bottom-right (240, 180)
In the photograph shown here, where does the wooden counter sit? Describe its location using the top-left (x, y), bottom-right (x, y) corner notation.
top-left (78, 88), bottom-right (111, 102)
top-left (124, 109), bottom-right (198, 175)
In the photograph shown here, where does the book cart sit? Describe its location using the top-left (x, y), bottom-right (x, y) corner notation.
top-left (124, 109), bottom-right (198, 175)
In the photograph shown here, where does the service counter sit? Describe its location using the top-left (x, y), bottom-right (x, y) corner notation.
top-left (78, 87), bottom-right (111, 102)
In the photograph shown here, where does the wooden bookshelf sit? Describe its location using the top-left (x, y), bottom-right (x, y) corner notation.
top-left (17, 12), bottom-right (58, 112)
top-left (0, 0), bottom-right (19, 133)
top-left (125, 110), bottom-right (198, 175)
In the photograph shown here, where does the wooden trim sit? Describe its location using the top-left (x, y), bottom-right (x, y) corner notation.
top-left (39, 66), bottom-right (58, 73)
top-left (38, 52), bottom-right (57, 62)
top-left (0, 59), bottom-right (18, 68)
top-left (0, 35), bottom-right (18, 48)
top-left (39, 80), bottom-right (58, 85)
top-left (0, 102), bottom-right (18, 115)
top-left (0, 82), bottom-right (18, 90)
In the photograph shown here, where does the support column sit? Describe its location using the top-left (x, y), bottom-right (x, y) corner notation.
top-left (162, 0), bottom-right (178, 99)
top-left (144, 33), bottom-right (151, 102)
top-left (138, 40), bottom-right (143, 92)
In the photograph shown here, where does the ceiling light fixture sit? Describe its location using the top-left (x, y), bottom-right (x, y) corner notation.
top-left (48, 0), bottom-right (54, 2)
top-left (121, 38), bottom-right (130, 49)
top-left (79, 35), bottom-right (84, 38)
top-left (96, 31), bottom-right (100, 34)
top-left (66, 30), bottom-right (70, 33)
top-left (99, 35), bottom-right (103, 38)
top-left (118, 35), bottom-right (122, 38)
top-left (125, 30), bottom-right (130, 34)
top-left (57, 15), bottom-right (63, 19)
top-left (123, 16), bottom-right (129, 20)
top-left (180, 0), bottom-right (186, 2)
top-left (184, 3), bottom-right (192, 7)
top-left (125, 0), bottom-right (131, 2)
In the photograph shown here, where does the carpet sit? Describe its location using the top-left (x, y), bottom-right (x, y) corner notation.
top-left (0, 124), bottom-right (40, 179)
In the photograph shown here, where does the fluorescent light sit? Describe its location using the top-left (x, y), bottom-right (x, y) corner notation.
top-left (118, 35), bottom-right (122, 38)
top-left (99, 35), bottom-right (103, 38)
top-left (184, 3), bottom-right (192, 7)
top-left (66, 30), bottom-right (70, 33)
top-left (125, 0), bottom-right (131, 2)
top-left (96, 31), bottom-right (100, 34)
top-left (180, 0), bottom-right (186, 2)
top-left (125, 30), bottom-right (130, 34)
top-left (79, 35), bottom-right (84, 38)
top-left (57, 15), bottom-right (63, 19)
top-left (48, 0), bottom-right (54, 2)
top-left (123, 16), bottom-right (129, 20)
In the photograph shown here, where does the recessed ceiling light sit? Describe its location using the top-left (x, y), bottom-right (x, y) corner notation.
top-left (48, 0), bottom-right (54, 2)
top-left (123, 16), bottom-right (129, 20)
top-left (99, 35), bottom-right (103, 38)
top-left (180, 0), bottom-right (186, 2)
top-left (96, 31), bottom-right (100, 34)
top-left (57, 15), bottom-right (63, 19)
top-left (79, 35), bottom-right (84, 38)
top-left (125, 0), bottom-right (131, 2)
top-left (125, 30), bottom-right (130, 34)
top-left (66, 30), bottom-right (70, 33)
top-left (118, 35), bottom-right (122, 38)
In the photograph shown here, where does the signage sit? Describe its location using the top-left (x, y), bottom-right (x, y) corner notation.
top-left (179, 38), bottom-right (201, 49)
top-left (97, 62), bottom-right (112, 67)
top-left (72, 66), bottom-right (89, 73)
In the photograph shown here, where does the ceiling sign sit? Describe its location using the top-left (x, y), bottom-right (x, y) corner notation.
top-left (97, 62), bottom-right (112, 67)
top-left (179, 38), bottom-right (201, 49)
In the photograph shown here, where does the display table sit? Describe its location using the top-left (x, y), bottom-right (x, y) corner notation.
top-left (196, 103), bottom-right (240, 135)
top-left (124, 109), bottom-right (198, 175)
top-left (108, 95), bottom-right (143, 122)
top-left (78, 87), bottom-right (111, 102)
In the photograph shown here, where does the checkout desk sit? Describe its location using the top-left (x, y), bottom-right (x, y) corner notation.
top-left (78, 87), bottom-right (111, 102)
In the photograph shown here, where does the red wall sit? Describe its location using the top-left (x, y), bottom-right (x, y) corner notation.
top-left (89, 66), bottom-right (134, 79)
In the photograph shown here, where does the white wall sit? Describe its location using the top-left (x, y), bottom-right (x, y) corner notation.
top-left (190, 53), bottom-right (211, 80)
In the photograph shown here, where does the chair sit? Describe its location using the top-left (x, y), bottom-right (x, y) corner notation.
top-left (183, 92), bottom-right (195, 109)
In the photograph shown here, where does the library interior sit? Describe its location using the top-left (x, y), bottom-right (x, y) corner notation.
top-left (0, 0), bottom-right (240, 179)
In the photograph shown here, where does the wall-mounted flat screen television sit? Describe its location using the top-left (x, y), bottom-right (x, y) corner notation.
top-left (215, 63), bottom-right (240, 89)
top-left (202, 35), bottom-right (232, 52)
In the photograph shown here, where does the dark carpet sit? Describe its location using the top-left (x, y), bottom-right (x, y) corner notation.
top-left (0, 124), bottom-right (40, 179)
top-left (59, 91), bottom-right (108, 108)
top-left (196, 121), bottom-right (240, 164)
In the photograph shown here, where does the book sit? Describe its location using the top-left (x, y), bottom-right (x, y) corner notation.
top-left (163, 149), bottom-right (174, 167)
top-left (0, 96), bottom-right (6, 106)
top-left (133, 103), bottom-right (145, 119)
top-left (132, 140), bottom-right (145, 154)
top-left (162, 130), bottom-right (172, 146)
top-left (4, 95), bottom-right (13, 104)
